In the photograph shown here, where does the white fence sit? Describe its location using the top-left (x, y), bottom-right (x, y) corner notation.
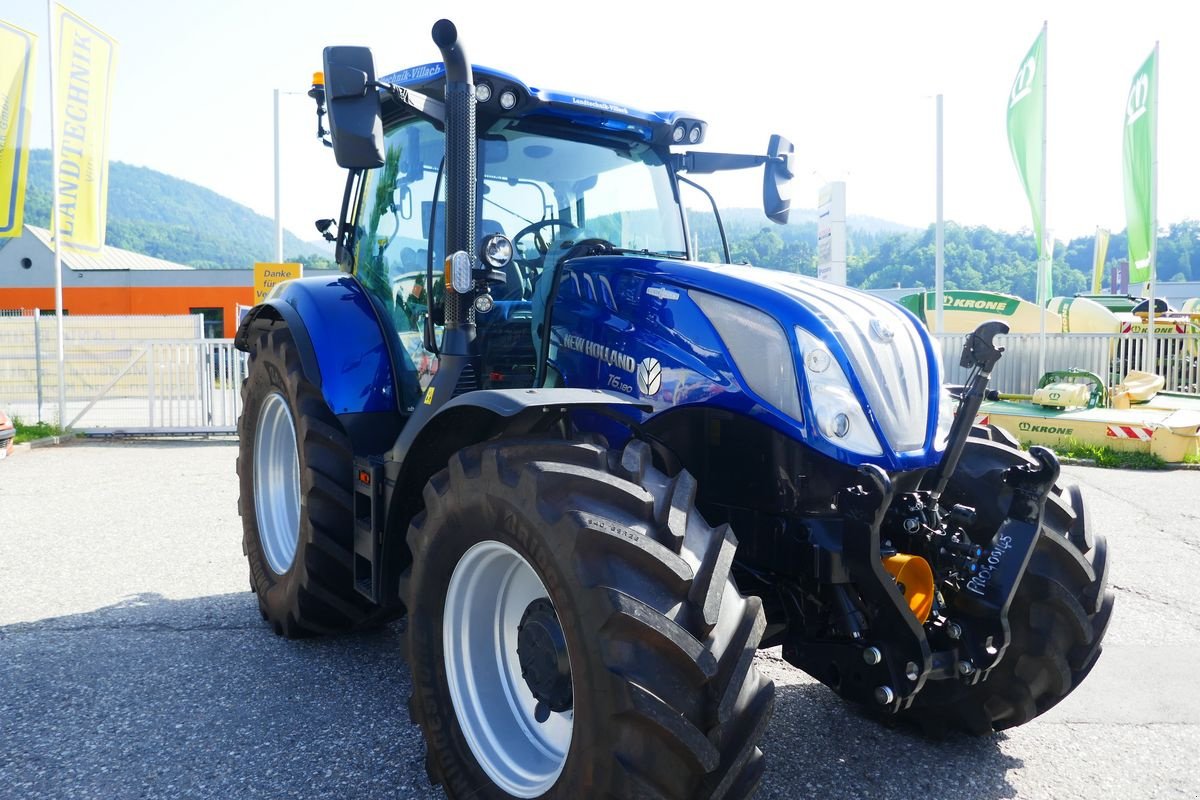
top-left (0, 314), bottom-right (247, 433)
top-left (3, 316), bottom-right (1197, 433)
top-left (933, 332), bottom-right (1199, 394)
top-left (56, 340), bottom-right (248, 433)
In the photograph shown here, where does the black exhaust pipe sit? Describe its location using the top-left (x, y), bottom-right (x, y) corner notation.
top-left (432, 19), bottom-right (477, 339)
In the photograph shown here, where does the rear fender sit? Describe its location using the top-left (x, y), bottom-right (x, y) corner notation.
top-left (234, 275), bottom-right (401, 417)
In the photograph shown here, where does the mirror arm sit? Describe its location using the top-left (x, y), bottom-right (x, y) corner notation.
top-left (371, 81), bottom-right (446, 127)
top-left (306, 82), bottom-right (334, 148)
top-left (674, 151), bottom-right (770, 174)
top-left (334, 169), bottom-right (361, 271)
top-left (676, 174), bottom-right (731, 264)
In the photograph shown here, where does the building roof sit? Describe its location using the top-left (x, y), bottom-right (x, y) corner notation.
top-left (25, 226), bottom-right (195, 271)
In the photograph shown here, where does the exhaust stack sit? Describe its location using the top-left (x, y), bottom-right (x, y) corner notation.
top-left (432, 19), bottom-right (477, 334)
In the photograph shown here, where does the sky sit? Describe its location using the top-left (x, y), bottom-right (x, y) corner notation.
top-left (4, 0), bottom-right (1197, 248)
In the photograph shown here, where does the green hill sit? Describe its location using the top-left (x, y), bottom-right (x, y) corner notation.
top-left (700, 209), bottom-right (1198, 301)
top-left (21, 148), bottom-right (1194, 298)
top-left (22, 150), bottom-right (330, 269)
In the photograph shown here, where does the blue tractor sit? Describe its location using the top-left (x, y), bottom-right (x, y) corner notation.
top-left (236, 20), bottom-right (1112, 799)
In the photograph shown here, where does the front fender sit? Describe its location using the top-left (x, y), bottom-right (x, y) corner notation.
top-left (377, 388), bottom-right (652, 606)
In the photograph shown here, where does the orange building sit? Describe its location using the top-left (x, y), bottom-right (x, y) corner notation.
top-left (0, 226), bottom-right (254, 337)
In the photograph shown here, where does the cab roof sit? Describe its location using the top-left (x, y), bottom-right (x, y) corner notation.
top-left (379, 62), bottom-right (707, 147)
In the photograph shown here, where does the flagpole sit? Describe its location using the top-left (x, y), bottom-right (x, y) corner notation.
top-left (1091, 227), bottom-right (1099, 294)
top-left (1146, 41), bottom-right (1158, 374)
top-left (273, 87), bottom-right (283, 264)
top-left (1037, 21), bottom-right (1048, 379)
top-left (46, 0), bottom-right (66, 428)
top-left (935, 93), bottom-right (944, 334)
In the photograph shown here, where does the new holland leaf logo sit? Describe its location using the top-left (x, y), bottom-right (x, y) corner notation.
top-left (637, 358), bottom-right (662, 397)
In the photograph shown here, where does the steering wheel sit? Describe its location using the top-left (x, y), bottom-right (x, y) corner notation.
top-left (557, 238), bottom-right (616, 262)
top-left (512, 218), bottom-right (580, 272)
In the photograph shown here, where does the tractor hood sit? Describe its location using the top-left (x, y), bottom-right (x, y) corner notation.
top-left (703, 263), bottom-right (938, 441)
top-left (670, 260), bottom-right (945, 468)
top-left (555, 254), bottom-right (948, 471)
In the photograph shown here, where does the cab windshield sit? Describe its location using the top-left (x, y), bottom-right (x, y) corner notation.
top-left (352, 116), bottom-right (686, 397)
top-left (354, 117), bottom-right (686, 322)
top-left (480, 121), bottom-right (687, 264)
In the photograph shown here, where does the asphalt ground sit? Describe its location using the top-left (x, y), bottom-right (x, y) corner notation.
top-left (1, 439), bottom-right (1197, 799)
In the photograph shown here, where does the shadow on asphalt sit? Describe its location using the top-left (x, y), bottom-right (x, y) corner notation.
top-left (2, 592), bottom-right (1020, 799)
top-left (760, 681), bottom-right (1020, 799)
top-left (0, 592), bottom-right (437, 799)
top-left (63, 436), bottom-right (238, 448)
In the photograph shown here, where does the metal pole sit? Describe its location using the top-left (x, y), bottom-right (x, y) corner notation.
top-left (147, 345), bottom-right (156, 429)
top-left (274, 87), bottom-right (283, 263)
top-left (33, 308), bottom-right (43, 423)
top-left (935, 94), bottom-right (944, 334)
top-left (47, 0), bottom-right (67, 427)
top-left (1037, 21), bottom-right (1048, 380)
top-left (1146, 42), bottom-right (1159, 374)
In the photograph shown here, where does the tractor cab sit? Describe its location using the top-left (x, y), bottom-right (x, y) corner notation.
top-left (317, 59), bottom-right (793, 405)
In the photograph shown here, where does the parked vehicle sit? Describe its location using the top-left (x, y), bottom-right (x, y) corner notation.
top-left (0, 408), bottom-right (14, 459)
top-left (235, 21), bottom-right (1113, 799)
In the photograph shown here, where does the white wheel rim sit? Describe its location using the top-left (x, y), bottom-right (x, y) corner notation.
top-left (253, 392), bottom-right (301, 575)
top-left (443, 541), bottom-right (573, 797)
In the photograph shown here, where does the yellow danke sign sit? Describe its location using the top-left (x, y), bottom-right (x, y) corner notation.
top-left (254, 262), bottom-right (302, 303)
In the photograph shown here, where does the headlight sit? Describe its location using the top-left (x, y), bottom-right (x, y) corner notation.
top-left (934, 386), bottom-right (955, 451)
top-left (691, 292), bottom-right (803, 421)
top-left (480, 233), bottom-right (513, 268)
top-left (796, 327), bottom-right (883, 456)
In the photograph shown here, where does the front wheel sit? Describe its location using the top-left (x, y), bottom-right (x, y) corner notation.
top-left (401, 437), bottom-right (774, 799)
top-left (896, 441), bottom-right (1114, 735)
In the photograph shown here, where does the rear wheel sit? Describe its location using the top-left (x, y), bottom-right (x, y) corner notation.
top-left (237, 320), bottom-right (382, 637)
top-left (401, 437), bottom-right (774, 799)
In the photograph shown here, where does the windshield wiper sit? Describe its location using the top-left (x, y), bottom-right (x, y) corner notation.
top-left (607, 246), bottom-right (687, 260)
top-left (563, 241), bottom-right (687, 261)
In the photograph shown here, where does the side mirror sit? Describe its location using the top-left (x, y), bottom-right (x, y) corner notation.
top-left (321, 46), bottom-right (385, 169)
top-left (763, 134), bottom-right (794, 224)
top-left (314, 218), bottom-right (337, 242)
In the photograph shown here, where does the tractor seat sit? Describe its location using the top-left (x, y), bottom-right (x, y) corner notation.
top-left (1118, 370), bottom-right (1165, 403)
top-left (1032, 382), bottom-right (1092, 409)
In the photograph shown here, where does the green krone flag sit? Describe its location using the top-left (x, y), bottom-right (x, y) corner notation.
top-left (1123, 48), bottom-right (1157, 284)
top-left (1006, 25), bottom-right (1046, 261)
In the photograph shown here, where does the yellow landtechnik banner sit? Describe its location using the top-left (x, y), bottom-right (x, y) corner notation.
top-left (255, 263), bottom-right (302, 303)
top-left (51, 4), bottom-right (118, 252)
top-left (0, 20), bottom-right (37, 238)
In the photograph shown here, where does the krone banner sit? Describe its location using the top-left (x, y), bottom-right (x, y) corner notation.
top-left (51, 4), bottom-right (118, 252)
top-left (1122, 48), bottom-right (1157, 285)
top-left (0, 20), bottom-right (37, 237)
top-left (1006, 25), bottom-right (1046, 262)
